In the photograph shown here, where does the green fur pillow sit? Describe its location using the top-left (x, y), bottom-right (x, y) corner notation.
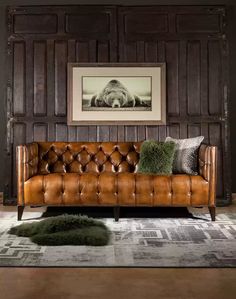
top-left (138, 140), bottom-right (176, 175)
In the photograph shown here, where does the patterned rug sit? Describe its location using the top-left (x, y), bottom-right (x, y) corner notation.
top-left (0, 209), bottom-right (235, 267)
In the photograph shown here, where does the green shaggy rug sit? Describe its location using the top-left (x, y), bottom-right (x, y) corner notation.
top-left (8, 214), bottom-right (110, 246)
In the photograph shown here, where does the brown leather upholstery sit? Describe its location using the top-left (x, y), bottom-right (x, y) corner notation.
top-left (24, 173), bottom-right (209, 206)
top-left (199, 144), bottom-right (217, 206)
top-left (17, 142), bottom-right (217, 220)
top-left (37, 142), bottom-right (141, 174)
top-left (17, 143), bottom-right (38, 205)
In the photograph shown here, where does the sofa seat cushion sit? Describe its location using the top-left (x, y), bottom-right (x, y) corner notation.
top-left (24, 173), bottom-right (209, 206)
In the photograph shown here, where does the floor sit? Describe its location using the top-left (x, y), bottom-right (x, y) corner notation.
top-left (0, 200), bottom-right (236, 299)
top-left (0, 268), bottom-right (236, 299)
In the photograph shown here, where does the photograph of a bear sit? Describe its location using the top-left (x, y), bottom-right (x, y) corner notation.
top-left (90, 79), bottom-right (149, 108)
top-left (82, 77), bottom-right (152, 111)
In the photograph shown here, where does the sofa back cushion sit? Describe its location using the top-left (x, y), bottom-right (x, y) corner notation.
top-left (37, 142), bottom-right (141, 174)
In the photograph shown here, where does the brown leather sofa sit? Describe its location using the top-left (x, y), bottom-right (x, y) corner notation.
top-left (16, 142), bottom-right (217, 221)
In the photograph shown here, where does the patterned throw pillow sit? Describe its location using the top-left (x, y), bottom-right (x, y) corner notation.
top-left (138, 140), bottom-right (176, 175)
top-left (165, 136), bottom-right (204, 175)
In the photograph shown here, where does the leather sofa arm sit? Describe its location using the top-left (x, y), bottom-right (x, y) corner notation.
top-left (17, 143), bottom-right (39, 205)
top-left (198, 144), bottom-right (217, 206)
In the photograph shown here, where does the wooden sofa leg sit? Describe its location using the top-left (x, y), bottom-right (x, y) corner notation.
top-left (209, 207), bottom-right (216, 221)
top-left (18, 206), bottom-right (25, 221)
top-left (114, 206), bottom-right (120, 222)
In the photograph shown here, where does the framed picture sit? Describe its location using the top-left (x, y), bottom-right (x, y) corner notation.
top-left (67, 63), bottom-right (166, 125)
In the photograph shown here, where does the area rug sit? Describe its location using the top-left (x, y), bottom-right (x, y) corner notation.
top-left (0, 210), bottom-right (235, 267)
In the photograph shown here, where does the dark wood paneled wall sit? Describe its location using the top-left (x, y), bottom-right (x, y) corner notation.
top-left (5, 5), bottom-right (230, 204)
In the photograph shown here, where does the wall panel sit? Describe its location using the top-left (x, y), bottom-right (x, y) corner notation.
top-left (208, 40), bottom-right (222, 115)
top-left (89, 126), bottom-right (98, 142)
top-left (33, 123), bottom-right (48, 141)
top-left (76, 42), bottom-right (89, 62)
top-left (187, 41), bottom-right (201, 116)
top-left (176, 14), bottom-right (221, 33)
top-left (109, 126), bottom-right (118, 142)
top-left (167, 123), bottom-right (180, 139)
top-left (55, 123), bottom-right (68, 141)
top-left (125, 126), bottom-right (138, 142)
top-left (14, 14), bottom-right (58, 34)
top-left (200, 40), bottom-right (209, 116)
top-left (97, 41), bottom-right (109, 62)
top-left (13, 42), bottom-right (25, 116)
top-left (166, 41), bottom-right (179, 116)
top-left (145, 42), bottom-right (158, 62)
top-left (124, 13), bottom-right (168, 34)
top-left (76, 126), bottom-right (89, 141)
top-left (25, 40), bottom-right (34, 117)
top-left (146, 126), bottom-right (158, 140)
top-left (66, 13), bottom-right (110, 34)
top-left (33, 41), bottom-right (47, 116)
top-left (97, 126), bottom-right (110, 141)
top-left (187, 124), bottom-right (201, 137)
top-left (55, 41), bottom-right (67, 116)
top-left (46, 40), bottom-right (55, 118)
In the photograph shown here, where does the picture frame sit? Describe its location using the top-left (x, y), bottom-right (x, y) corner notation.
top-left (67, 63), bottom-right (166, 125)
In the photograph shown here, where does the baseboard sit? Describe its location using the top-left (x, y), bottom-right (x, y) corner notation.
top-left (0, 192), bottom-right (3, 205)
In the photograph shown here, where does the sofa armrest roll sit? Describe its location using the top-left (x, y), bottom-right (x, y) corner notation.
top-left (17, 142), bottom-right (39, 205)
top-left (198, 144), bottom-right (217, 206)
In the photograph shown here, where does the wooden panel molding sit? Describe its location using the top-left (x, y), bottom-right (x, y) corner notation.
top-left (13, 42), bottom-right (25, 116)
top-left (66, 13), bottom-right (110, 33)
top-left (176, 14), bottom-right (221, 33)
top-left (124, 13), bottom-right (168, 34)
top-left (14, 14), bottom-right (58, 33)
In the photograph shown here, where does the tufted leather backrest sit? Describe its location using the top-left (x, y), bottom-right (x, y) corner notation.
top-left (37, 142), bottom-right (142, 174)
